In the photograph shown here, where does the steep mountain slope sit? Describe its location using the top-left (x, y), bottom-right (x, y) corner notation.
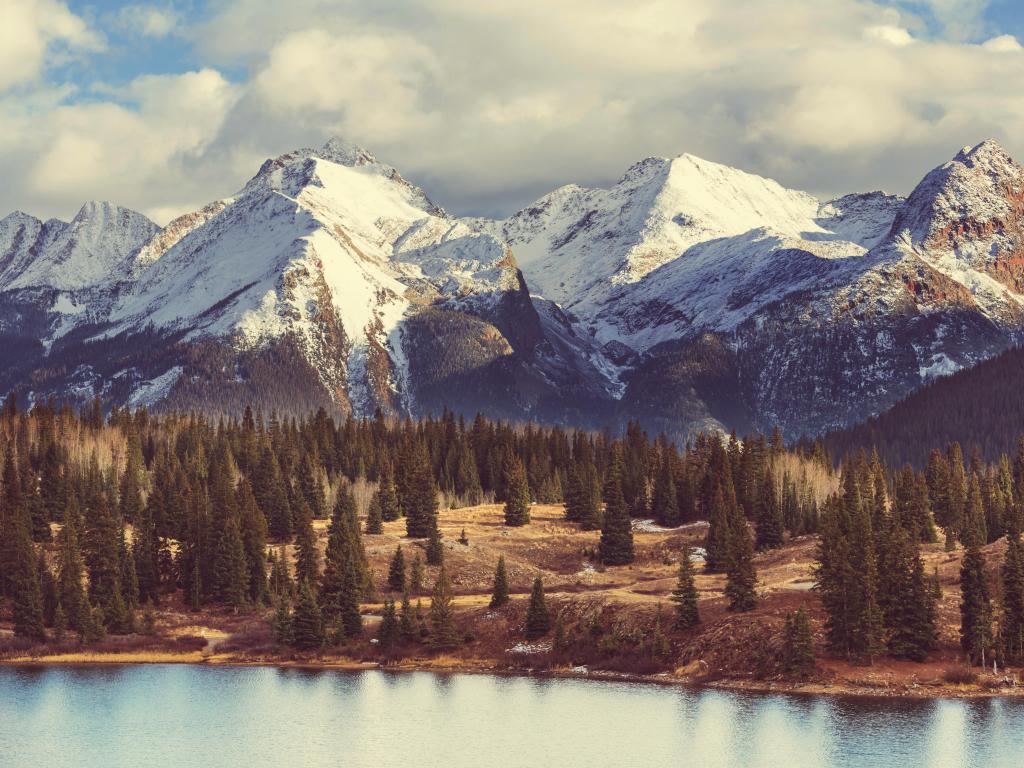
top-left (0, 140), bottom-right (613, 423)
top-left (2, 138), bottom-right (1023, 441)
top-left (823, 344), bottom-right (1024, 467)
top-left (484, 140), bottom-right (1024, 439)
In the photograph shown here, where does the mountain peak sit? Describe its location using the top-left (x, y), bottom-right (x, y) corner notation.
top-left (316, 137), bottom-right (377, 167)
top-left (955, 138), bottom-right (1012, 166)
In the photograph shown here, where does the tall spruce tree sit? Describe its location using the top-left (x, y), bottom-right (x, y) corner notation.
top-left (428, 564), bottom-right (459, 648)
top-left (291, 579), bottom-right (325, 650)
top-left (724, 520), bottom-right (757, 612)
top-left (781, 608), bottom-right (815, 678)
top-left (524, 576), bottom-right (551, 639)
top-left (489, 555), bottom-right (510, 608)
top-left (599, 457), bottom-right (634, 565)
top-left (503, 455), bottom-right (531, 527)
top-left (1001, 532), bottom-right (1024, 663)
top-left (754, 469), bottom-right (784, 551)
top-left (670, 545), bottom-right (700, 629)
top-left (387, 545), bottom-right (406, 593)
top-left (960, 521), bottom-right (993, 667)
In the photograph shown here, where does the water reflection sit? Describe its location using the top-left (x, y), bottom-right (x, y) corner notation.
top-left (1, 666), bottom-right (1023, 767)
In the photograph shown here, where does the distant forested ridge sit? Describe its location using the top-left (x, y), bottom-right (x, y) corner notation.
top-left (824, 345), bottom-right (1024, 468)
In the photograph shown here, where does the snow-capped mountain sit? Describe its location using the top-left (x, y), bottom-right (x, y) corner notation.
top-left (481, 139), bottom-right (1024, 437)
top-left (1, 138), bottom-right (1021, 440)
top-left (0, 140), bottom-right (611, 423)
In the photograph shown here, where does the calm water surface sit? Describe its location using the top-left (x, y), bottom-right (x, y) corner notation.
top-left (1, 665), bottom-right (1023, 767)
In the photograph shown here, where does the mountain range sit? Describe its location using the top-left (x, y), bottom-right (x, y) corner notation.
top-left (1, 137), bottom-right (1022, 440)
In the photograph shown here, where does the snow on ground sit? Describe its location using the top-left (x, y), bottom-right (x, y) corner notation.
top-left (126, 366), bottom-right (183, 409)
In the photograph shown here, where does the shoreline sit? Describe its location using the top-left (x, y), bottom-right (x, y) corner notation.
top-left (2, 652), bottom-right (1020, 700)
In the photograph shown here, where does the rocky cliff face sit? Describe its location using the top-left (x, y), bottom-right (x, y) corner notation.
top-left (1, 139), bottom-right (1022, 439)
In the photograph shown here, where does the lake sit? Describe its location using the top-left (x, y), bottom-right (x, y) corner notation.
top-left (1, 665), bottom-right (1023, 767)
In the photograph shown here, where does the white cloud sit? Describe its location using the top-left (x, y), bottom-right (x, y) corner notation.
top-left (0, 0), bottom-right (102, 92)
top-left (3, 69), bottom-right (239, 222)
top-left (3, 0), bottom-right (1024, 224)
top-left (865, 25), bottom-right (916, 46)
top-left (982, 34), bottom-right (1023, 53)
top-left (116, 4), bottom-right (180, 39)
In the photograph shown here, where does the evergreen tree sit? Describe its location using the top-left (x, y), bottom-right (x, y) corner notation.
top-left (237, 480), bottom-right (268, 605)
top-left (376, 462), bottom-right (402, 521)
top-left (405, 443), bottom-right (439, 539)
top-left (782, 608), bottom-right (815, 678)
top-left (428, 564), bottom-right (459, 648)
top-left (378, 598), bottom-right (401, 649)
top-left (884, 527), bottom-right (937, 661)
top-left (1001, 533), bottom-right (1024, 663)
top-left (320, 488), bottom-right (364, 639)
top-left (724, 520), bottom-right (757, 612)
top-left (272, 593), bottom-right (293, 646)
top-left (399, 591), bottom-right (416, 641)
top-left (703, 484), bottom-right (731, 573)
top-left (255, 447), bottom-right (292, 541)
top-left (670, 545), bottom-right (700, 629)
top-left (754, 469), bottom-right (784, 551)
top-left (960, 529), bottom-right (994, 666)
top-left (599, 458), bottom-right (634, 565)
top-left (55, 512), bottom-right (87, 632)
top-left (651, 452), bottom-right (680, 527)
top-left (387, 545), bottom-right (406, 593)
top-left (503, 455), bottom-right (531, 527)
top-left (426, 526), bottom-right (444, 567)
top-left (409, 553), bottom-right (425, 595)
top-left (524, 576), bottom-right (551, 639)
top-left (489, 555), bottom-right (510, 608)
top-left (211, 512), bottom-right (249, 609)
top-left (293, 502), bottom-right (320, 586)
top-left (365, 493), bottom-right (384, 534)
top-left (291, 580), bottom-right (324, 650)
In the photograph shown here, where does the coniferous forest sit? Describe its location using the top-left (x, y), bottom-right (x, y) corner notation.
top-left (1, 393), bottom-right (1023, 686)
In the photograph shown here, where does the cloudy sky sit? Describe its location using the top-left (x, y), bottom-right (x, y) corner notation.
top-left (4, 0), bottom-right (1024, 225)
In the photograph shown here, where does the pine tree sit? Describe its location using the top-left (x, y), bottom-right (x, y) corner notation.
top-left (670, 545), bottom-right (700, 629)
top-left (489, 555), bottom-right (510, 608)
top-left (524, 575), bottom-right (551, 640)
top-left (960, 532), bottom-right (993, 666)
top-left (293, 502), bottom-right (320, 586)
top-left (599, 458), bottom-right (634, 565)
top-left (405, 443), bottom-right (439, 539)
top-left (885, 528), bottom-right (937, 661)
top-left (11, 535), bottom-right (45, 641)
top-left (237, 480), bottom-right (268, 605)
top-left (211, 513), bottom-right (249, 609)
top-left (376, 462), bottom-right (402, 522)
top-left (503, 455), bottom-right (531, 527)
top-left (291, 579), bottom-right (324, 650)
top-left (399, 591), bottom-right (416, 641)
top-left (256, 447), bottom-right (292, 541)
top-left (428, 564), bottom-right (459, 648)
top-left (725, 520), bottom-right (757, 612)
top-left (1001, 533), bottom-right (1024, 663)
top-left (365, 493), bottom-right (384, 534)
top-left (320, 488), bottom-right (364, 639)
top-left (378, 598), bottom-right (401, 650)
top-left (409, 553), bottom-right (425, 595)
top-left (272, 593), bottom-right (293, 646)
top-left (56, 512), bottom-right (87, 632)
top-left (426, 526), bottom-right (444, 567)
top-left (754, 469), bottom-right (784, 551)
top-left (651, 452), bottom-right (680, 527)
top-left (387, 545), bottom-right (406, 593)
top-left (703, 484), bottom-right (731, 573)
top-left (782, 608), bottom-right (815, 678)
